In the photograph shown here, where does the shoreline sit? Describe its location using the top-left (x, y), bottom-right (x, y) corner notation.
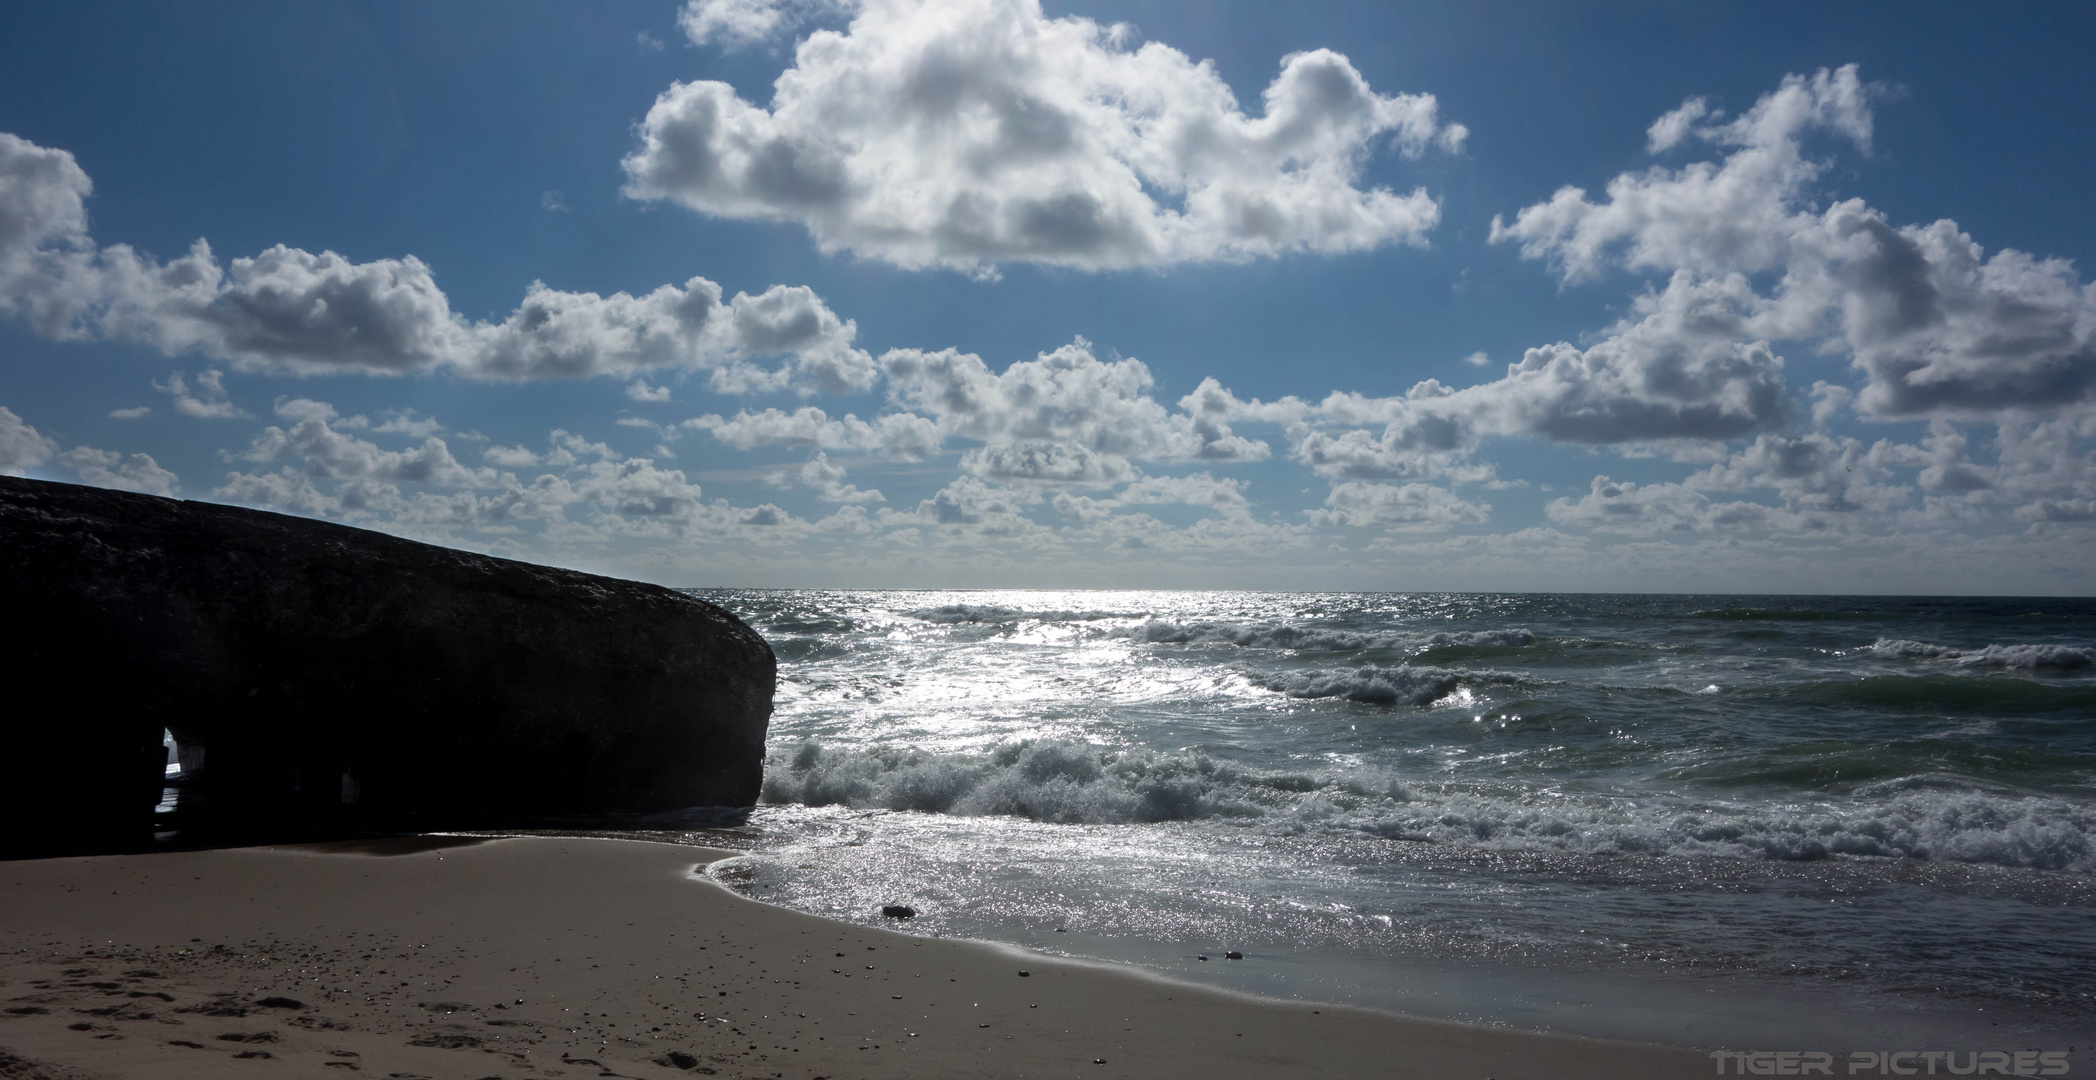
top-left (0, 834), bottom-right (1713, 1079)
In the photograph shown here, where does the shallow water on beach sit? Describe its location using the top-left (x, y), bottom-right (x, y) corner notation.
top-left (681, 590), bottom-right (2096, 1047)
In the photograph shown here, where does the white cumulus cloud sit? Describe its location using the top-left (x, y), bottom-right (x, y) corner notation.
top-left (1491, 64), bottom-right (2096, 420)
top-left (57, 445), bottom-right (179, 497)
top-left (881, 337), bottom-right (1269, 483)
top-left (771, 450), bottom-right (885, 502)
top-left (1306, 481), bottom-right (1489, 529)
top-left (0, 131), bottom-right (871, 392)
top-left (229, 398), bottom-right (492, 491)
top-left (0, 403), bottom-right (179, 495)
top-left (688, 406), bottom-right (942, 458)
top-left (679, 0), bottom-right (849, 48)
top-left (0, 405), bottom-right (59, 474)
top-left (625, 0), bottom-right (1463, 272)
top-left (154, 369), bottom-right (246, 419)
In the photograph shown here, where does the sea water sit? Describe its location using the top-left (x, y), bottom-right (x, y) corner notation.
top-left (674, 591), bottom-right (2096, 1048)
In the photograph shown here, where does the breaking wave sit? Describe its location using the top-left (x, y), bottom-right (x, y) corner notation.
top-left (1871, 638), bottom-right (2096, 670)
top-left (760, 740), bottom-right (2095, 872)
top-left (762, 740), bottom-right (1305, 824)
top-left (1251, 663), bottom-right (1512, 705)
top-left (905, 603), bottom-right (1127, 624)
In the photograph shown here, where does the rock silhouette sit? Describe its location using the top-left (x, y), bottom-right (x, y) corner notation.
top-left (0, 477), bottom-right (774, 852)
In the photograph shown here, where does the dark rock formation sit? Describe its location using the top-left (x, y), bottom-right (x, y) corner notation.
top-left (0, 476), bottom-right (773, 853)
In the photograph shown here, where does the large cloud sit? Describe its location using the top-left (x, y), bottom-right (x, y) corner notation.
top-left (626, 0), bottom-right (1464, 272)
top-left (1819, 208), bottom-right (2096, 417)
top-left (0, 132), bottom-right (103, 337)
top-left (1493, 66), bottom-right (1875, 283)
top-left (1477, 273), bottom-right (1789, 443)
top-left (0, 132), bottom-right (870, 390)
top-left (1492, 64), bottom-right (2096, 420)
top-left (472, 279), bottom-right (874, 391)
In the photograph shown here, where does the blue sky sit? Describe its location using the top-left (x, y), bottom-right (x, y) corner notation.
top-left (2, 0), bottom-right (2093, 592)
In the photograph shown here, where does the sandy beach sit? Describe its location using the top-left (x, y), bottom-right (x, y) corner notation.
top-left (0, 835), bottom-right (1714, 1079)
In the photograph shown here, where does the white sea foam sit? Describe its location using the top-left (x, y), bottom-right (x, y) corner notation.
top-left (759, 740), bottom-right (2095, 872)
top-left (1347, 789), bottom-right (2094, 871)
top-left (1871, 638), bottom-right (2096, 669)
top-left (1960, 643), bottom-right (2096, 669)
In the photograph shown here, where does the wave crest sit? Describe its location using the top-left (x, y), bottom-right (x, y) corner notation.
top-left (1253, 664), bottom-right (1488, 705)
top-left (1871, 638), bottom-right (2095, 670)
top-left (1122, 620), bottom-right (1536, 654)
top-left (762, 739), bottom-right (1286, 824)
top-left (905, 604), bottom-right (1127, 625)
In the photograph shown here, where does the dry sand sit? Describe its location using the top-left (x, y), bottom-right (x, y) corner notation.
top-left (0, 836), bottom-right (1711, 1079)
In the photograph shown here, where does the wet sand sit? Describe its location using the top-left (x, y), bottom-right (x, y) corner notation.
top-left (0, 836), bottom-right (1710, 1079)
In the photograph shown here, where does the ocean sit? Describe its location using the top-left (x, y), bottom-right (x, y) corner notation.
top-left (674, 590), bottom-right (2096, 1049)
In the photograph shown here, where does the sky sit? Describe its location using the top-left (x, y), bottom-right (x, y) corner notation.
top-left (2, 0), bottom-right (2094, 593)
